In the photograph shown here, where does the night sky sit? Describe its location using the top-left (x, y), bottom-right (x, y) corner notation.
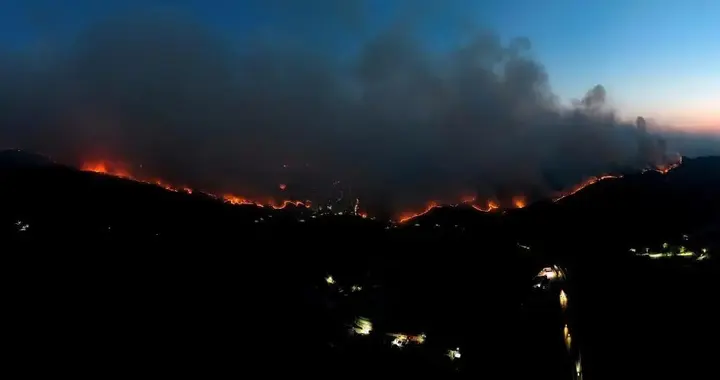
top-left (3, 0), bottom-right (718, 129)
top-left (1, 1), bottom-right (718, 210)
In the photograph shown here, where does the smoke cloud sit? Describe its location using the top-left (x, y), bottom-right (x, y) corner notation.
top-left (0, 2), bottom-right (684, 212)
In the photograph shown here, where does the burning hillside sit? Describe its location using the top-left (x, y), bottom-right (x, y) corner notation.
top-left (81, 160), bottom-right (308, 210)
top-left (389, 156), bottom-right (682, 223)
top-left (2, 150), bottom-right (716, 380)
top-left (0, 7), bottom-right (692, 215)
top-left (1, 148), bottom-right (716, 257)
top-left (76, 153), bottom-right (683, 224)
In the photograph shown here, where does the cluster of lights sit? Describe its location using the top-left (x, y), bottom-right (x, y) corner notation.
top-left (630, 239), bottom-right (711, 262)
top-left (326, 274), bottom-right (460, 364)
top-left (531, 264), bottom-right (581, 379)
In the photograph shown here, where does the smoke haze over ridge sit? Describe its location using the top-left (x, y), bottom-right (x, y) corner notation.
top-left (0, 1), bottom-right (697, 212)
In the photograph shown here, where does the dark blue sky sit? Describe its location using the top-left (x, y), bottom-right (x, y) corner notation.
top-left (2, 0), bottom-right (718, 130)
top-left (2, 0), bottom-right (717, 208)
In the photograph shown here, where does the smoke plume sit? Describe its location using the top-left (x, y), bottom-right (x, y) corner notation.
top-left (0, 2), bottom-right (680, 211)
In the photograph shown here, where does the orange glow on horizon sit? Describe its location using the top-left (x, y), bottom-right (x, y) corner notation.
top-left (398, 202), bottom-right (438, 223)
top-left (550, 174), bottom-right (622, 203)
top-left (395, 156), bottom-right (682, 223)
top-left (512, 196), bottom-right (527, 209)
top-left (80, 154), bottom-right (683, 223)
top-left (81, 159), bottom-right (306, 210)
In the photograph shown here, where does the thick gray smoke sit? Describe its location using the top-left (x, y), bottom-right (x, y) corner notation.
top-left (0, 2), bottom-right (680, 212)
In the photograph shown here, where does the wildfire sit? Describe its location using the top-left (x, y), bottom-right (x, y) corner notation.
top-left (395, 156), bottom-right (683, 223)
top-left (551, 174), bottom-right (621, 203)
top-left (81, 161), bottom-right (131, 180)
top-left (398, 197), bottom-right (508, 224)
top-left (397, 198), bottom-right (504, 223)
top-left (398, 202), bottom-right (439, 223)
top-left (81, 160), bottom-right (306, 210)
top-left (471, 199), bottom-right (500, 212)
top-left (648, 155), bottom-right (683, 174)
top-left (80, 154), bottom-right (683, 223)
top-left (82, 161), bottom-right (193, 194)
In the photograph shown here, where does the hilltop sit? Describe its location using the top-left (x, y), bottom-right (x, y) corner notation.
top-left (1, 151), bottom-right (719, 253)
top-left (2, 150), bottom-right (718, 379)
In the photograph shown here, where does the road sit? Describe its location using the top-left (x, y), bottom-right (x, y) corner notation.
top-left (524, 265), bottom-right (583, 380)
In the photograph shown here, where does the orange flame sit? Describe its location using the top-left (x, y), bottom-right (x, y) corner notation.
top-left (82, 160), bottom-right (189, 193)
top-left (82, 154), bottom-right (683, 224)
top-left (471, 200), bottom-right (500, 212)
top-left (82, 160), bottom-right (306, 209)
top-left (512, 196), bottom-right (527, 209)
top-left (398, 202), bottom-right (438, 223)
top-left (398, 198), bottom-right (503, 223)
top-left (81, 161), bottom-right (132, 179)
top-left (395, 156), bottom-right (683, 223)
top-left (551, 174), bottom-right (621, 203)
top-left (651, 155), bottom-right (683, 174)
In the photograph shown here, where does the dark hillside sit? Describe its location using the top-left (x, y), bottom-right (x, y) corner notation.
top-left (2, 151), bottom-right (718, 378)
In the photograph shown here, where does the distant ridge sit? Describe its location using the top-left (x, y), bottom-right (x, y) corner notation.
top-left (0, 149), bottom-right (55, 168)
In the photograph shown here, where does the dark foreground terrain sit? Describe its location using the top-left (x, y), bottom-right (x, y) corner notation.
top-left (2, 150), bottom-right (719, 378)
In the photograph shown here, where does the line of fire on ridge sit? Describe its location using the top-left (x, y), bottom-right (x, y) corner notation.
top-left (80, 161), bottom-right (307, 210)
top-left (397, 156), bottom-right (683, 223)
top-left (79, 156), bottom-right (683, 224)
